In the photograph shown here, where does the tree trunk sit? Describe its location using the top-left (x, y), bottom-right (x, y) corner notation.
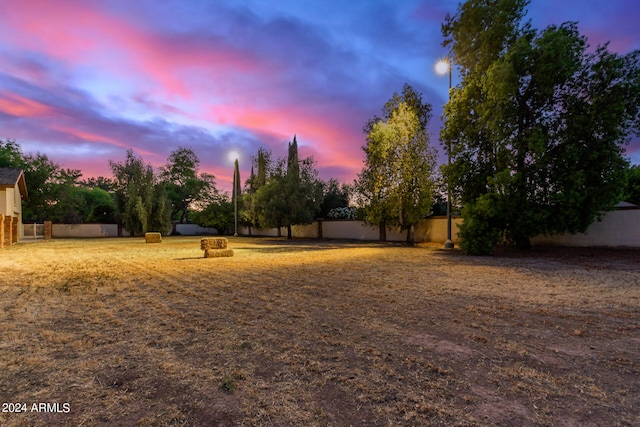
top-left (515, 235), bottom-right (531, 250)
top-left (379, 220), bottom-right (386, 242)
top-left (405, 225), bottom-right (415, 246)
top-left (287, 224), bottom-right (292, 239)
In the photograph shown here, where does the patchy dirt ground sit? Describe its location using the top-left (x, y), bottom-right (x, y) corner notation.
top-left (0, 237), bottom-right (638, 426)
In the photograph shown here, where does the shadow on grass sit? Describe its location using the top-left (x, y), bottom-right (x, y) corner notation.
top-left (233, 238), bottom-right (405, 254)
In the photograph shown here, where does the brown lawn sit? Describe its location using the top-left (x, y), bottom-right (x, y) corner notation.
top-left (0, 236), bottom-right (638, 426)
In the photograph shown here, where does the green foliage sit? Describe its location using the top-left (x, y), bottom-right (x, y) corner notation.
top-left (327, 207), bottom-right (356, 220)
top-left (220, 375), bottom-right (236, 393)
top-left (191, 197), bottom-right (235, 234)
top-left (80, 176), bottom-right (115, 192)
top-left (55, 186), bottom-right (116, 223)
top-left (80, 187), bottom-right (116, 222)
top-left (242, 147), bottom-right (271, 229)
top-left (357, 86), bottom-right (437, 244)
top-left (253, 137), bottom-right (322, 239)
top-left (442, 0), bottom-right (640, 253)
top-left (148, 182), bottom-right (172, 233)
top-left (254, 159), bottom-right (288, 233)
top-left (318, 178), bottom-right (351, 218)
top-left (110, 149), bottom-right (171, 235)
top-left (0, 138), bottom-right (85, 222)
top-left (457, 195), bottom-right (503, 256)
top-left (86, 203), bottom-right (116, 223)
top-left (160, 147), bottom-right (218, 223)
top-left (623, 164), bottom-right (640, 205)
top-left (0, 138), bottom-right (23, 167)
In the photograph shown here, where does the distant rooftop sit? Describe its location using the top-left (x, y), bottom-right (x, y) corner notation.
top-left (0, 167), bottom-right (23, 185)
top-left (0, 167), bottom-right (28, 199)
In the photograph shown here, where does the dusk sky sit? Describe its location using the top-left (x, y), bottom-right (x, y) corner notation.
top-left (1, 0), bottom-right (639, 191)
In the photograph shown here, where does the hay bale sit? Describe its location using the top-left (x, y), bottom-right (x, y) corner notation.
top-left (145, 232), bottom-right (162, 243)
top-left (204, 248), bottom-right (234, 258)
top-left (200, 237), bottom-right (228, 250)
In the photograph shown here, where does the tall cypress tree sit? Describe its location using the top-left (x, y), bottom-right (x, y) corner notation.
top-left (232, 158), bottom-right (241, 235)
top-left (254, 137), bottom-right (321, 239)
top-left (244, 147), bottom-right (271, 230)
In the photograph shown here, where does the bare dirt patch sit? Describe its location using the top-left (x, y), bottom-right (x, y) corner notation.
top-left (0, 237), bottom-right (638, 426)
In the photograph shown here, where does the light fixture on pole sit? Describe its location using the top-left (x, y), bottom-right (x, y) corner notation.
top-left (435, 58), bottom-right (454, 249)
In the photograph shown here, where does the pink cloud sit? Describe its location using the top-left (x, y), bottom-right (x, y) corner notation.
top-left (0, 91), bottom-right (54, 117)
top-left (51, 125), bottom-right (131, 152)
top-left (0, 1), bottom-right (107, 62)
top-left (209, 102), bottom-right (364, 180)
top-left (0, 1), bottom-right (271, 101)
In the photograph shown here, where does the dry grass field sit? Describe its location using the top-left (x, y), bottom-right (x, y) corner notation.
top-left (0, 236), bottom-right (638, 426)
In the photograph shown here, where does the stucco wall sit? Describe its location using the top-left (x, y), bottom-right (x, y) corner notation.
top-left (174, 223), bottom-right (218, 236)
top-left (414, 217), bottom-right (463, 243)
top-left (0, 185), bottom-right (23, 239)
top-left (531, 208), bottom-right (640, 247)
top-left (52, 223), bottom-right (119, 238)
top-left (21, 207), bottom-right (639, 247)
top-left (238, 217), bottom-right (459, 243)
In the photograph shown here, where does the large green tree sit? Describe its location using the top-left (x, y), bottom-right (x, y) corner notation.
top-left (254, 158), bottom-right (288, 237)
top-left (109, 149), bottom-right (171, 235)
top-left (52, 186), bottom-right (116, 224)
top-left (442, 0), bottom-right (640, 254)
top-left (283, 137), bottom-right (322, 239)
top-left (254, 137), bottom-right (322, 239)
top-left (242, 147), bottom-right (271, 232)
top-left (191, 197), bottom-right (234, 234)
top-left (159, 147), bottom-right (217, 223)
top-left (318, 178), bottom-right (352, 218)
top-left (356, 86), bottom-right (437, 244)
top-left (0, 138), bottom-right (84, 222)
top-left (623, 164), bottom-right (640, 205)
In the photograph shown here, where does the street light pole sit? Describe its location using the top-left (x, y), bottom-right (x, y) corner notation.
top-left (436, 59), bottom-right (454, 249)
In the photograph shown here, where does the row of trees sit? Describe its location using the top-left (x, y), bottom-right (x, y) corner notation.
top-left (0, 140), bottom-right (221, 234)
top-left (3, 52), bottom-right (640, 246)
top-left (0, 139), bottom-right (114, 223)
top-left (4, 1), bottom-right (640, 252)
top-left (195, 137), bottom-right (352, 239)
top-left (0, 137), bottom-right (355, 237)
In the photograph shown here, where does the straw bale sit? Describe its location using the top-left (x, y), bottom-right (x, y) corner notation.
top-left (204, 248), bottom-right (234, 258)
top-left (145, 232), bottom-right (162, 243)
top-left (200, 237), bottom-right (228, 250)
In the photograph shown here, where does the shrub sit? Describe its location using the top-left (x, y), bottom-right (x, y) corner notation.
top-left (458, 195), bottom-right (503, 255)
top-left (327, 207), bottom-right (356, 220)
